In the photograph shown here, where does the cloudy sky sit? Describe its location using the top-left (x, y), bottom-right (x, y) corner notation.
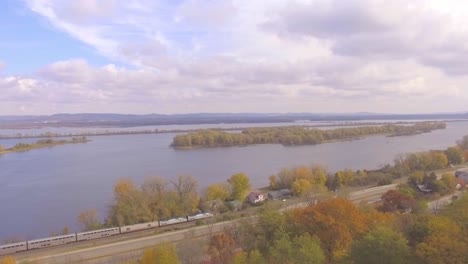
top-left (1, 0), bottom-right (468, 115)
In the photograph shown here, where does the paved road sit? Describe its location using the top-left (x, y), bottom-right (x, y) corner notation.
top-left (15, 184), bottom-right (399, 264)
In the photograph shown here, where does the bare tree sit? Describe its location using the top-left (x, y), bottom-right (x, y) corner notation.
top-left (172, 175), bottom-right (199, 215)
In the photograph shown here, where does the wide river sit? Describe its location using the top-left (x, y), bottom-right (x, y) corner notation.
top-left (1, 121), bottom-right (468, 241)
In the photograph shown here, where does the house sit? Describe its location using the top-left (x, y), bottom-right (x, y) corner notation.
top-left (455, 170), bottom-right (468, 188)
top-left (267, 189), bottom-right (293, 200)
top-left (248, 191), bottom-right (266, 204)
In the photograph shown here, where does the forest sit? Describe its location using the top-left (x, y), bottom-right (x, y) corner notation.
top-left (171, 122), bottom-right (446, 148)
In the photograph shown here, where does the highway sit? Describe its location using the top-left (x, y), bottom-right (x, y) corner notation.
top-left (13, 184), bottom-right (399, 264)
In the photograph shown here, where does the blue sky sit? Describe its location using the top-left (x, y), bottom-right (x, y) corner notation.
top-left (1, 0), bottom-right (468, 115)
top-left (0, 0), bottom-right (111, 74)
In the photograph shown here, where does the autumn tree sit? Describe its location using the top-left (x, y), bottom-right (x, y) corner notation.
top-left (379, 190), bottom-right (418, 213)
top-left (291, 178), bottom-right (312, 196)
top-left (142, 176), bottom-right (169, 220)
top-left (208, 233), bottom-right (237, 264)
top-left (77, 209), bottom-right (101, 231)
top-left (205, 182), bottom-right (231, 201)
top-left (171, 175), bottom-right (199, 215)
top-left (415, 216), bottom-right (468, 264)
top-left (289, 199), bottom-right (369, 261)
top-left (0, 256), bottom-right (15, 264)
top-left (61, 226), bottom-right (70, 235)
top-left (228, 173), bottom-right (251, 201)
top-left (141, 243), bottom-right (180, 264)
top-left (349, 226), bottom-right (410, 264)
top-left (109, 179), bottom-right (151, 225)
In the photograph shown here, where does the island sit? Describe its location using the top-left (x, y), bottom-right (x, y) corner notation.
top-left (171, 122), bottom-right (446, 148)
top-left (0, 137), bottom-right (89, 155)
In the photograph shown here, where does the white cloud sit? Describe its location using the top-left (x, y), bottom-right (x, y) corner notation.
top-left (9, 0), bottom-right (468, 114)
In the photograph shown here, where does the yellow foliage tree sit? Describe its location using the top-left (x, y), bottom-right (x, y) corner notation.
top-left (0, 256), bottom-right (16, 264)
top-left (141, 244), bottom-right (180, 264)
top-left (291, 178), bottom-right (313, 196)
top-left (205, 183), bottom-right (231, 201)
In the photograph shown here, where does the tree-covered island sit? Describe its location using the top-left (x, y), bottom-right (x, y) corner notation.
top-left (0, 137), bottom-right (89, 155)
top-left (171, 122), bottom-right (446, 148)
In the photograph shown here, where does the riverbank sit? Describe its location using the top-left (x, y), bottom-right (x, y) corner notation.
top-left (0, 137), bottom-right (89, 155)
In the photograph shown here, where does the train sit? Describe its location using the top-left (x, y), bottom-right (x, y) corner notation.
top-left (0, 212), bottom-right (213, 256)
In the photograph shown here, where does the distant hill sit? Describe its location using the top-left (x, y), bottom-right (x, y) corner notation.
top-left (0, 112), bottom-right (467, 129)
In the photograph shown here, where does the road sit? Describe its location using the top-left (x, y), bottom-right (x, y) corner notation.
top-left (13, 184), bottom-right (399, 264)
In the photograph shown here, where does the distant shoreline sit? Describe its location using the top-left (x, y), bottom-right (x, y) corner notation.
top-left (0, 120), bottom-right (462, 140)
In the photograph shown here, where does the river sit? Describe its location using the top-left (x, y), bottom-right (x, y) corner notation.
top-left (0, 121), bottom-right (467, 241)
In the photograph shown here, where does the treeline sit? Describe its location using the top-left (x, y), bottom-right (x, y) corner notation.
top-left (171, 122), bottom-right (446, 148)
top-left (0, 137), bottom-right (88, 155)
top-left (267, 141), bottom-right (465, 196)
top-left (77, 173), bottom-right (252, 230)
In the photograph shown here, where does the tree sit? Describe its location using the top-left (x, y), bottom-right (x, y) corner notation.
top-left (269, 175), bottom-right (279, 190)
top-left (290, 199), bottom-right (369, 261)
top-left (208, 233), bottom-right (237, 264)
top-left (292, 234), bottom-right (325, 264)
top-left (228, 173), bottom-right (251, 201)
top-left (415, 216), bottom-right (468, 264)
top-left (291, 178), bottom-right (312, 196)
top-left (349, 226), bottom-right (410, 264)
top-left (141, 243), bottom-right (180, 264)
top-left (171, 175), bottom-right (199, 215)
top-left (457, 135), bottom-right (468, 150)
top-left (231, 251), bottom-right (248, 264)
top-left (247, 250), bottom-right (265, 264)
top-left (445, 146), bottom-right (464, 165)
top-left (61, 226), bottom-right (70, 235)
top-left (110, 179), bottom-right (151, 225)
top-left (205, 183), bottom-right (231, 201)
top-left (379, 190), bottom-right (418, 213)
top-left (77, 209), bottom-right (101, 231)
top-left (0, 256), bottom-right (16, 264)
top-left (142, 176), bottom-right (169, 220)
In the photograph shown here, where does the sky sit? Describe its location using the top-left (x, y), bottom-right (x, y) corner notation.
top-left (2, 0), bottom-right (468, 115)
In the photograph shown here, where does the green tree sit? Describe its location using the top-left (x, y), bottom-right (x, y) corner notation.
top-left (292, 234), bottom-right (325, 264)
top-left (228, 173), bottom-right (251, 201)
top-left (141, 243), bottom-right (180, 264)
top-left (247, 250), bottom-right (266, 264)
top-left (445, 146), bottom-right (464, 165)
top-left (349, 226), bottom-right (410, 264)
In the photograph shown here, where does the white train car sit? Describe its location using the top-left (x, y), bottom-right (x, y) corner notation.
top-left (76, 227), bottom-right (120, 241)
top-left (187, 212), bottom-right (214, 221)
top-left (159, 217), bottom-right (187, 226)
top-left (120, 221), bottom-right (159, 234)
top-left (27, 234), bottom-right (77, 250)
top-left (0, 241), bottom-right (27, 255)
